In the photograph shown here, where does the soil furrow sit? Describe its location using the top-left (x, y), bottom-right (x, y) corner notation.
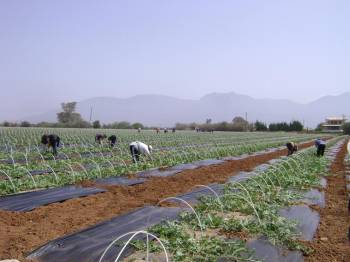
top-left (305, 139), bottom-right (350, 262)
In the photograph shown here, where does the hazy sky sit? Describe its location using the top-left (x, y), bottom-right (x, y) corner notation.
top-left (1, 0), bottom-right (350, 117)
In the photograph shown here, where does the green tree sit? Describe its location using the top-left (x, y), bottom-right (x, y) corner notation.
top-left (269, 123), bottom-right (277, 131)
top-left (92, 120), bottom-right (101, 129)
top-left (315, 123), bottom-right (323, 132)
top-left (343, 122), bottom-right (350, 135)
top-left (232, 116), bottom-right (247, 125)
top-left (277, 122), bottom-right (289, 131)
top-left (232, 116), bottom-right (248, 131)
top-left (289, 120), bottom-right (303, 131)
top-left (20, 121), bottom-right (31, 127)
top-left (57, 102), bottom-right (89, 127)
top-left (255, 121), bottom-right (268, 131)
top-left (116, 121), bottom-right (131, 129)
top-left (131, 122), bottom-right (144, 129)
top-left (57, 102), bottom-right (77, 123)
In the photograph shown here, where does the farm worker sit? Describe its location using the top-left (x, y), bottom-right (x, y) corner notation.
top-left (315, 138), bottom-right (326, 157)
top-left (41, 134), bottom-right (60, 155)
top-left (286, 142), bottom-right (298, 156)
top-left (164, 128), bottom-right (168, 133)
top-left (172, 128), bottom-right (176, 133)
top-left (129, 141), bottom-right (153, 163)
top-left (108, 135), bottom-right (117, 147)
top-left (156, 128), bottom-right (160, 134)
top-left (138, 127), bottom-right (141, 133)
top-left (95, 134), bottom-right (107, 144)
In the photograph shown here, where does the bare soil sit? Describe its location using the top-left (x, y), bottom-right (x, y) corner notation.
top-left (0, 141), bottom-right (318, 260)
top-left (305, 139), bottom-right (350, 262)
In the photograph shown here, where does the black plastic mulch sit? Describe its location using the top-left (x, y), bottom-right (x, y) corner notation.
top-left (95, 176), bottom-right (146, 186)
top-left (278, 204), bottom-right (320, 241)
top-left (245, 237), bottom-right (303, 262)
top-left (0, 186), bottom-right (106, 212)
top-left (27, 206), bottom-right (182, 262)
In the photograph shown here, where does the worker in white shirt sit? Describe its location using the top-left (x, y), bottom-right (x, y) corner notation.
top-left (129, 141), bottom-right (153, 163)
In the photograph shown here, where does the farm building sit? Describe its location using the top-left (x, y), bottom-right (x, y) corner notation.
top-left (321, 116), bottom-right (347, 132)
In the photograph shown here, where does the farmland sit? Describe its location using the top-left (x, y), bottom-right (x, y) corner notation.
top-left (0, 127), bottom-right (348, 261)
top-left (0, 127), bottom-right (322, 195)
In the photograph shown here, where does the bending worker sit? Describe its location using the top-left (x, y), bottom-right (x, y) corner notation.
top-left (315, 138), bottom-right (326, 157)
top-left (95, 134), bottom-right (107, 144)
top-left (286, 142), bottom-right (298, 156)
top-left (129, 141), bottom-right (153, 163)
top-left (41, 134), bottom-right (60, 155)
top-left (108, 135), bottom-right (117, 147)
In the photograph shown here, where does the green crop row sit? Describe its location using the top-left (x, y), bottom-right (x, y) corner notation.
top-left (0, 132), bottom-right (326, 195)
top-left (126, 137), bottom-right (343, 262)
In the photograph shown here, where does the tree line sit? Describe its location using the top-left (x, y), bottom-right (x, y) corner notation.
top-left (2, 101), bottom-right (349, 134)
top-left (0, 102), bottom-right (148, 130)
top-left (175, 118), bottom-right (304, 132)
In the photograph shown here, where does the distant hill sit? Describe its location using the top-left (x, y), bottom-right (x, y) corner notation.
top-left (21, 92), bottom-right (350, 128)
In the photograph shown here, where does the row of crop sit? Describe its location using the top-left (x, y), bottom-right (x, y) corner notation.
top-left (0, 127), bottom-right (319, 153)
top-left (0, 135), bottom-right (325, 195)
top-left (0, 128), bottom-right (285, 149)
top-left (123, 137), bottom-right (342, 261)
top-left (0, 132), bottom-right (321, 177)
top-left (0, 133), bottom-right (320, 165)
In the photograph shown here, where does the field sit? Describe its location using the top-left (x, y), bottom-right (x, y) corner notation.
top-left (0, 127), bottom-right (349, 261)
top-left (0, 127), bottom-right (322, 195)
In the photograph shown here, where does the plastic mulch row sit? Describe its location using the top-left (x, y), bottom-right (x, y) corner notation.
top-left (0, 186), bottom-right (106, 212)
top-left (0, 175), bottom-right (149, 212)
top-left (27, 206), bottom-right (183, 262)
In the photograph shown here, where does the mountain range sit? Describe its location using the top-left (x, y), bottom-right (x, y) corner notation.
top-left (20, 92), bottom-right (350, 128)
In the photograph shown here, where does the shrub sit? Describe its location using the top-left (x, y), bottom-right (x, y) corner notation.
top-left (343, 122), bottom-right (350, 135)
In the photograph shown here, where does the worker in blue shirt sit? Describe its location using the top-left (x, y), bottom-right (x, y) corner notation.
top-left (315, 138), bottom-right (326, 156)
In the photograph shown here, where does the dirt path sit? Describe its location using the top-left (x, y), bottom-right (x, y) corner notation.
top-left (305, 139), bottom-right (350, 262)
top-left (0, 141), bottom-right (319, 260)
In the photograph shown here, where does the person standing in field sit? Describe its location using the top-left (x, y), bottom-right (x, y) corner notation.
top-left (95, 134), bottom-right (107, 144)
top-left (108, 135), bottom-right (117, 147)
top-left (286, 142), bottom-right (298, 156)
top-left (129, 141), bottom-right (153, 163)
top-left (41, 134), bottom-right (60, 155)
top-left (315, 138), bottom-right (326, 156)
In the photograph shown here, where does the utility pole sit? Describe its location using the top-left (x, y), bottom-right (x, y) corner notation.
top-left (245, 112), bottom-right (248, 131)
top-left (89, 107), bottom-right (93, 123)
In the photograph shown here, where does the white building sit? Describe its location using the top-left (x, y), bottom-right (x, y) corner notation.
top-left (322, 116), bottom-right (346, 133)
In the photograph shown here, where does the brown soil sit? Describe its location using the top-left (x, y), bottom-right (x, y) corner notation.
top-left (0, 141), bottom-right (320, 260)
top-left (305, 139), bottom-right (350, 262)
